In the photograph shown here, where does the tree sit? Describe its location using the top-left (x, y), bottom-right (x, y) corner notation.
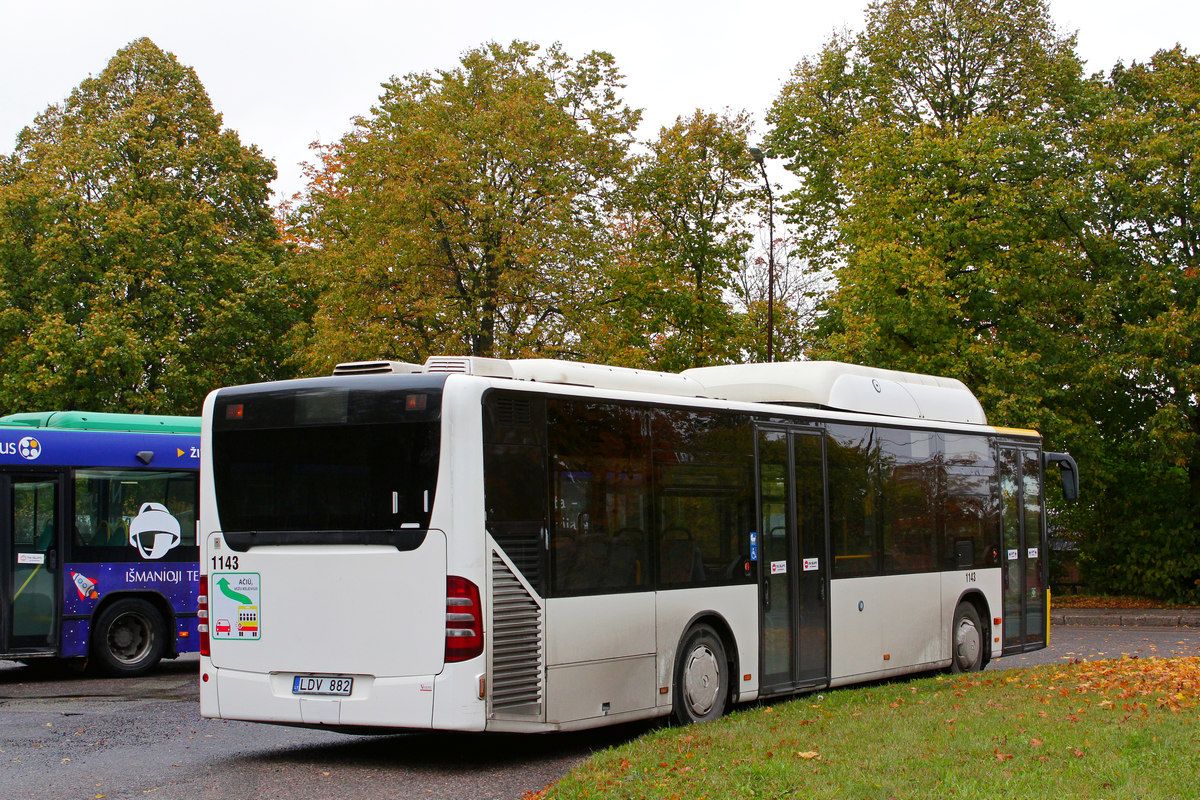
top-left (582, 110), bottom-right (761, 370)
top-left (766, 0), bottom-right (1088, 427)
top-left (290, 41), bottom-right (639, 371)
top-left (0, 38), bottom-right (304, 415)
top-left (768, 0), bottom-right (1200, 600)
top-left (732, 228), bottom-right (830, 363)
top-left (1068, 48), bottom-right (1200, 599)
top-left (768, 0), bottom-right (1083, 270)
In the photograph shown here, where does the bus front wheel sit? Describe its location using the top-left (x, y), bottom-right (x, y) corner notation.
top-left (672, 624), bottom-right (729, 725)
top-left (92, 598), bottom-right (166, 677)
top-left (950, 602), bottom-right (985, 673)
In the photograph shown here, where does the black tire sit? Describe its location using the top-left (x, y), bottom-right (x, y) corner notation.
top-left (91, 598), bottom-right (166, 676)
top-left (950, 601), bottom-right (985, 673)
top-left (671, 624), bottom-right (730, 725)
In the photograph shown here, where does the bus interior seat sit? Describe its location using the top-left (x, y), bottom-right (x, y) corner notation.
top-left (563, 530), bottom-right (609, 590)
top-left (660, 527), bottom-right (705, 583)
top-left (608, 528), bottom-right (644, 588)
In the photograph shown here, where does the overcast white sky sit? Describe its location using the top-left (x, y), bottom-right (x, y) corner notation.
top-left (3, 0), bottom-right (1197, 201)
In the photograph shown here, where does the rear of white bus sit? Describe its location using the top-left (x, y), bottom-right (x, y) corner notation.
top-left (197, 373), bottom-right (488, 732)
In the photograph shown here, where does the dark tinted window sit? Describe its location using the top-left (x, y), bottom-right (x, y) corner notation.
top-left (72, 469), bottom-right (198, 562)
top-left (214, 422), bottom-right (438, 533)
top-left (878, 428), bottom-right (939, 574)
top-left (484, 444), bottom-right (547, 585)
top-left (212, 378), bottom-right (442, 536)
top-left (943, 433), bottom-right (999, 569)
top-left (652, 408), bottom-right (754, 587)
top-left (483, 392), bottom-right (548, 586)
top-left (827, 424), bottom-right (878, 577)
top-left (547, 399), bottom-right (650, 595)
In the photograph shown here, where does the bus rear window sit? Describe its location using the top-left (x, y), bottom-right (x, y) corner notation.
top-left (212, 421), bottom-right (439, 536)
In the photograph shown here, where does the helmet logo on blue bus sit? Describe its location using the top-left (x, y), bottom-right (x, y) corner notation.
top-left (128, 502), bottom-right (183, 559)
top-left (18, 436), bottom-right (42, 460)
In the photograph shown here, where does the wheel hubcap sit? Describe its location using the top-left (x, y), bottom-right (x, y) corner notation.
top-left (683, 644), bottom-right (721, 715)
top-left (955, 618), bottom-right (981, 667)
top-left (109, 612), bottom-right (152, 664)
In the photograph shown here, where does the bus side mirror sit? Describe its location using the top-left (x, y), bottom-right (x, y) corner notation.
top-left (1043, 451), bottom-right (1079, 502)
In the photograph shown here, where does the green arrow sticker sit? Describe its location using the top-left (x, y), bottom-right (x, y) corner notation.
top-left (217, 577), bottom-right (253, 605)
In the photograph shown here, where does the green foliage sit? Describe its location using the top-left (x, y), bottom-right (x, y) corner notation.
top-left (1069, 48), bottom-right (1200, 600)
top-left (583, 110), bottom-right (761, 370)
top-left (0, 38), bottom-right (306, 415)
top-left (766, 0), bottom-right (1082, 275)
top-left (767, 0), bottom-right (1200, 601)
top-left (768, 0), bottom-right (1091, 434)
top-left (289, 41), bottom-right (640, 370)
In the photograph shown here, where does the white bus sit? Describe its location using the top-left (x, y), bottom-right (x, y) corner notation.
top-left (197, 357), bottom-right (1077, 732)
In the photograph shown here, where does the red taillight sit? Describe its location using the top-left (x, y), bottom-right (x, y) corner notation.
top-left (198, 574), bottom-right (210, 657)
top-left (445, 576), bottom-right (483, 663)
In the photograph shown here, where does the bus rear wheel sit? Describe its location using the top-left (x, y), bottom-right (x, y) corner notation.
top-left (950, 602), bottom-right (984, 673)
top-left (92, 598), bottom-right (166, 677)
top-left (672, 624), bottom-right (729, 725)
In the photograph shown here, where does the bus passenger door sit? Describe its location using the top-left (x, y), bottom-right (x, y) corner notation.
top-left (2, 474), bottom-right (62, 653)
top-left (757, 428), bottom-right (829, 695)
top-left (792, 431), bottom-right (829, 686)
top-left (999, 446), bottom-right (1047, 654)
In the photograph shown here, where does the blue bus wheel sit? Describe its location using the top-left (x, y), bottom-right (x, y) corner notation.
top-left (92, 598), bottom-right (166, 677)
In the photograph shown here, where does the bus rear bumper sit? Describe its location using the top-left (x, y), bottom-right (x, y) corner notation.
top-left (201, 659), bottom-right (447, 730)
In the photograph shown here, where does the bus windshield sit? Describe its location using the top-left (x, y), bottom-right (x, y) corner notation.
top-left (211, 378), bottom-right (443, 540)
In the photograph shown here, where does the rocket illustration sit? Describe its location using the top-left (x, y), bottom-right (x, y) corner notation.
top-left (72, 571), bottom-right (99, 600)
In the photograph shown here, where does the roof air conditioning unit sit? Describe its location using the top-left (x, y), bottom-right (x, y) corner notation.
top-left (332, 360), bottom-right (423, 376)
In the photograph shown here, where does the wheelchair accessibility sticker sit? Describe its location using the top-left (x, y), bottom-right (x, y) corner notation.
top-left (212, 572), bottom-right (261, 640)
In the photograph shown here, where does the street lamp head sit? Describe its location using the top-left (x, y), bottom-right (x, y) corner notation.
top-left (748, 146), bottom-right (764, 165)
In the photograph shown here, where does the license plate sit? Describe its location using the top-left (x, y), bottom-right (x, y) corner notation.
top-left (292, 675), bottom-right (353, 696)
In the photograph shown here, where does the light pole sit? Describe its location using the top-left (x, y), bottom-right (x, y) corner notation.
top-left (749, 147), bottom-right (775, 363)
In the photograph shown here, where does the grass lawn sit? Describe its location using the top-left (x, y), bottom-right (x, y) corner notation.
top-left (536, 657), bottom-right (1200, 799)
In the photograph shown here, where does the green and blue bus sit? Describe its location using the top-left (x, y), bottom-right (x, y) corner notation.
top-left (1, 411), bottom-right (200, 675)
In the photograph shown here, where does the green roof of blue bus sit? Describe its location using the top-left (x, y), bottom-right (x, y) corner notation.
top-left (0, 411), bottom-right (200, 434)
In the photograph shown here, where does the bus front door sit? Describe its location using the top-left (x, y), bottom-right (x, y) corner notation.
top-left (999, 446), bottom-right (1047, 654)
top-left (1, 474), bottom-right (61, 654)
top-left (757, 427), bottom-right (830, 695)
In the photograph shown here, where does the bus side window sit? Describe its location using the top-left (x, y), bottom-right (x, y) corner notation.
top-left (827, 424), bottom-right (879, 578)
top-left (651, 408), bottom-right (754, 589)
top-left (72, 469), bottom-right (198, 560)
top-left (942, 434), bottom-right (999, 570)
top-left (879, 429), bottom-right (938, 575)
top-left (546, 399), bottom-right (650, 596)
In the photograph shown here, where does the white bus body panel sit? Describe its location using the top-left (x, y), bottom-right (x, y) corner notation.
top-left (537, 584), bottom-right (759, 727)
top-left (544, 593), bottom-right (657, 724)
top-left (828, 570), bottom-right (1001, 686)
top-left (201, 532), bottom-right (457, 729)
top-left (654, 585), bottom-right (760, 704)
top-left (205, 534), bottom-right (447, 677)
top-left (829, 576), bottom-right (885, 683)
